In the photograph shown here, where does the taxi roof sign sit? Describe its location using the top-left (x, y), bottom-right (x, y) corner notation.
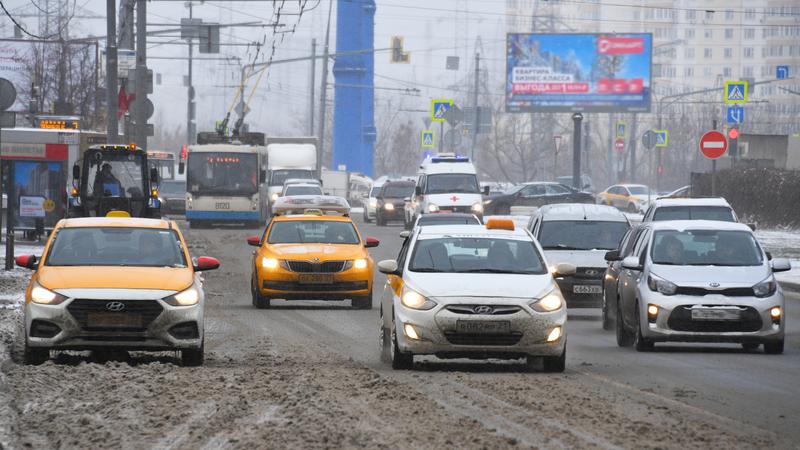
top-left (485, 218), bottom-right (515, 231)
top-left (106, 210), bottom-right (132, 218)
top-left (272, 195), bottom-right (350, 216)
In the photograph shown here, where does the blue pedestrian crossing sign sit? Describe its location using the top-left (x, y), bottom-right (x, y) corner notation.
top-left (431, 99), bottom-right (453, 123)
top-left (777, 65), bottom-right (790, 80)
top-left (654, 129), bottom-right (669, 147)
top-left (421, 130), bottom-right (435, 148)
top-left (724, 80), bottom-right (748, 105)
top-left (616, 121), bottom-right (626, 138)
top-left (727, 105), bottom-right (745, 125)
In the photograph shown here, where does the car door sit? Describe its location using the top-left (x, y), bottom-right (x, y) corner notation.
top-left (604, 226), bottom-right (642, 307)
top-left (618, 228), bottom-right (650, 329)
top-left (381, 235), bottom-right (411, 329)
top-left (545, 183), bottom-right (572, 204)
top-left (601, 186), bottom-right (618, 207)
top-left (617, 187), bottom-right (633, 209)
top-left (518, 184), bottom-right (547, 207)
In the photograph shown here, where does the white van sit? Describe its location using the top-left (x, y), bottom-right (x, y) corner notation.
top-left (409, 153), bottom-right (486, 223)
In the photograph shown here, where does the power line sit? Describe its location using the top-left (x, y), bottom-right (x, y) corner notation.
top-left (0, 0), bottom-right (48, 39)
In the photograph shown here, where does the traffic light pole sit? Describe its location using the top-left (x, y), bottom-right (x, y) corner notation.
top-left (572, 112), bottom-right (583, 190)
top-left (106, 0), bottom-right (119, 143)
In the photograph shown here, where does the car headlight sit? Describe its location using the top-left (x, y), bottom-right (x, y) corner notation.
top-left (753, 276), bottom-right (777, 298)
top-left (262, 257), bottom-right (280, 269)
top-left (471, 202), bottom-right (483, 213)
top-left (530, 289), bottom-right (564, 312)
top-left (163, 285), bottom-right (200, 306)
top-left (427, 203), bottom-right (439, 213)
top-left (369, 198), bottom-right (378, 208)
top-left (400, 287), bottom-right (437, 310)
top-left (384, 203), bottom-right (395, 211)
top-left (271, 193), bottom-right (279, 202)
top-left (353, 258), bottom-right (368, 270)
top-left (30, 283), bottom-right (68, 305)
top-left (647, 273), bottom-right (677, 295)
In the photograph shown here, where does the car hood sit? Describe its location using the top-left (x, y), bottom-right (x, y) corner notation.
top-left (38, 266), bottom-right (194, 291)
top-left (407, 272), bottom-right (554, 299)
top-left (268, 243), bottom-right (365, 260)
top-left (424, 193), bottom-right (482, 207)
top-left (543, 249), bottom-right (608, 268)
top-left (650, 264), bottom-right (770, 287)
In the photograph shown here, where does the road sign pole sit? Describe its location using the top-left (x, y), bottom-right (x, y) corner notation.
top-left (572, 113), bottom-right (583, 190)
top-left (439, 121), bottom-right (444, 153)
top-left (712, 119), bottom-right (717, 196)
top-left (4, 161), bottom-right (14, 270)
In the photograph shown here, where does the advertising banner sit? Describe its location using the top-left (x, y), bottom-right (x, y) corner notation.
top-left (506, 33), bottom-right (652, 113)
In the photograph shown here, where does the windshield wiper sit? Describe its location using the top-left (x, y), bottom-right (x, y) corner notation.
top-left (542, 244), bottom-right (583, 250)
top-left (410, 268), bottom-right (444, 272)
top-left (456, 268), bottom-right (519, 273)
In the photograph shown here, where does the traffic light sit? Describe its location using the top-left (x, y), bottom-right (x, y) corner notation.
top-left (390, 36), bottom-right (410, 64)
top-left (728, 128), bottom-right (740, 139)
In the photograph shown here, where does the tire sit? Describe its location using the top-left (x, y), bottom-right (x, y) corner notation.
top-left (741, 342), bottom-right (760, 352)
top-left (633, 303), bottom-right (655, 352)
top-left (542, 348), bottom-right (566, 373)
top-left (352, 290), bottom-right (372, 310)
top-left (601, 293), bottom-right (614, 331)
top-left (764, 340), bottom-right (784, 355)
top-left (378, 311), bottom-right (391, 363)
top-left (376, 213), bottom-right (385, 227)
top-left (390, 316), bottom-right (413, 370)
top-left (252, 275), bottom-right (271, 309)
top-left (181, 343), bottom-right (204, 367)
top-left (23, 342), bottom-right (49, 365)
top-left (616, 298), bottom-right (634, 347)
top-left (627, 203), bottom-right (638, 213)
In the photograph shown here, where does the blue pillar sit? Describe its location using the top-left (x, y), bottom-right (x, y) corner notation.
top-left (333, 0), bottom-right (375, 176)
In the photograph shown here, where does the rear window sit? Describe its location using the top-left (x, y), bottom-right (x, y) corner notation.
top-left (653, 206), bottom-right (735, 222)
top-left (284, 185), bottom-right (323, 196)
top-left (417, 216), bottom-right (480, 226)
top-left (46, 227), bottom-right (186, 267)
top-left (539, 220), bottom-right (630, 251)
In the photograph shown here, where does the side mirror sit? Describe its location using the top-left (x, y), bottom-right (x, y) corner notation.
top-left (399, 230), bottom-right (410, 239)
top-left (483, 186), bottom-right (490, 195)
top-left (15, 254), bottom-right (38, 270)
top-left (414, 186), bottom-right (421, 196)
top-left (365, 236), bottom-right (380, 248)
top-left (324, 191), bottom-right (331, 196)
top-left (72, 163), bottom-right (80, 181)
top-left (178, 162), bottom-right (185, 175)
top-left (621, 256), bottom-right (643, 271)
top-left (604, 250), bottom-right (620, 262)
top-left (194, 256), bottom-right (220, 271)
top-left (246, 236), bottom-right (261, 247)
top-left (766, 251), bottom-right (773, 261)
top-left (403, 197), bottom-right (411, 203)
top-left (553, 262), bottom-right (576, 277)
top-left (150, 167), bottom-right (159, 184)
top-left (747, 223), bottom-right (757, 231)
top-left (377, 259), bottom-right (399, 274)
top-left (771, 258), bottom-right (791, 273)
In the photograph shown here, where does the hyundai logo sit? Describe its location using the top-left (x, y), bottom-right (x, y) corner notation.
top-left (473, 305), bottom-right (494, 315)
top-left (105, 301), bottom-right (125, 312)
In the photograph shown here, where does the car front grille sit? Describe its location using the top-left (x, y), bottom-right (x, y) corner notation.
top-left (667, 306), bottom-right (762, 332)
top-left (438, 206), bottom-right (472, 214)
top-left (675, 287), bottom-right (755, 297)
top-left (443, 332), bottom-right (523, 346)
top-left (263, 280), bottom-right (368, 292)
top-left (573, 267), bottom-right (605, 280)
top-left (445, 305), bottom-right (521, 315)
top-left (67, 299), bottom-right (164, 332)
top-left (286, 260), bottom-right (347, 273)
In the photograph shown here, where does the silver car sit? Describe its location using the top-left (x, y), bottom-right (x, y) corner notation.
top-left (615, 220), bottom-right (789, 353)
top-left (377, 219), bottom-right (574, 372)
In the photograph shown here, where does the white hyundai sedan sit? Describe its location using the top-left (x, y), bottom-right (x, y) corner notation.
top-left (377, 219), bottom-right (575, 372)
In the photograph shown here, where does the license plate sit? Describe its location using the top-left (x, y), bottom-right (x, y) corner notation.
top-left (87, 312), bottom-right (142, 328)
top-left (215, 202), bottom-right (230, 210)
top-left (298, 274), bottom-right (334, 284)
top-left (691, 308), bottom-right (741, 321)
top-left (456, 320), bottom-right (510, 334)
top-left (573, 285), bottom-right (602, 294)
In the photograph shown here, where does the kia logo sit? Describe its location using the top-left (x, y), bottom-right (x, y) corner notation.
top-left (585, 269), bottom-right (600, 276)
top-left (106, 301), bottom-right (125, 312)
top-left (473, 305), bottom-right (494, 315)
top-left (709, 282), bottom-right (721, 288)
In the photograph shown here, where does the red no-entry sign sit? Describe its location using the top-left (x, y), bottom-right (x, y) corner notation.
top-left (700, 130), bottom-right (728, 159)
top-left (614, 138), bottom-right (625, 152)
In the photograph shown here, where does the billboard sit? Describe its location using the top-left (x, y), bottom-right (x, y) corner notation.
top-left (506, 33), bottom-right (652, 113)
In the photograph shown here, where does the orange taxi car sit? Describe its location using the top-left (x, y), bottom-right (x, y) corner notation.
top-left (247, 196), bottom-right (379, 309)
top-left (15, 216), bottom-right (220, 366)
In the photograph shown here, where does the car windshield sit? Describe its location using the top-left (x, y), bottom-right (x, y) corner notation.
top-left (369, 187), bottom-right (381, 197)
top-left (504, 184), bottom-right (525, 195)
top-left (539, 220), bottom-right (630, 251)
top-left (653, 206), bottom-right (735, 222)
top-left (425, 174), bottom-right (480, 194)
top-left (159, 181), bottom-right (185, 195)
top-left (409, 237), bottom-right (546, 274)
top-left (382, 185), bottom-right (415, 198)
top-left (270, 169), bottom-right (314, 187)
top-left (627, 186), bottom-right (649, 195)
top-left (187, 152), bottom-right (258, 196)
top-left (284, 186), bottom-right (323, 196)
top-left (46, 227), bottom-right (186, 267)
top-left (417, 216), bottom-right (479, 226)
top-left (651, 229), bottom-right (763, 266)
top-left (268, 220), bottom-right (360, 244)
top-left (86, 152), bottom-right (145, 198)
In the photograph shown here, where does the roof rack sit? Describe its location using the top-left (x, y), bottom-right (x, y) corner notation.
top-left (271, 195), bottom-right (350, 216)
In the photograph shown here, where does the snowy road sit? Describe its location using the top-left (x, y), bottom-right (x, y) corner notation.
top-left (0, 219), bottom-right (799, 449)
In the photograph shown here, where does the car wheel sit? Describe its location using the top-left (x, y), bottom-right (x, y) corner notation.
top-left (764, 340), bottom-right (784, 355)
top-left (377, 214), bottom-right (385, 226)
top-left (252, 279), bottom-right (271, 309)
top-left (181, 342), bottom-right (204, 367)
top-left (352, 290), bottom-right (372, 310)
top-left (627, 203), bottom-right (638, 213)
top-left (633, 303), bottom-right (654, 352)
top-left (378, 311), bottom-right (391, 363)
top-left (741, 342), bottom-right (760, 352)
top-left (615, 297), bottom-right (634, 347)
top-left (23, 341), bottom-right (49, 365)
top-left (542, 348), bottom-right (566, 373)
top-left (362, 207), bottom-right (369, 223)
top-left (601, 292), bottom-right (614, 331)
top-left (390, 316), bottom-right (413, 370)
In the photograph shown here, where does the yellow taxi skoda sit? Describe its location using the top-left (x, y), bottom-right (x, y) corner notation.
top-left (377, 219), bottom-right (575, 372)
top-left (15, 217), bottom-right (220, 366)
top-left (248, 196), bottom-right (379, 309)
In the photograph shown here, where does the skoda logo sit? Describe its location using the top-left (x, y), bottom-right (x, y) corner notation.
top-left (473, 305), bottom-right (494, 315)
top-left (105, 301), bottom-right (125, 312)
top-left (709, 282), bottom-right (721, 288)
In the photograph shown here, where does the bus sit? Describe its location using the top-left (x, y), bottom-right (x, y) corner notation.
top-left (147, 150), bottom-right (177, 181)
top-left (184, 143), bottom-right (267, 228)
